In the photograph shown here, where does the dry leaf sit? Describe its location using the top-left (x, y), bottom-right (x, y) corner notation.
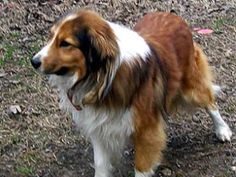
top-left (8, 105), bottom-right (22, 115)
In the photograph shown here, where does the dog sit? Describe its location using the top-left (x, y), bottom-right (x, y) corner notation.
top-left (31, 10), bottom-right (232, 177)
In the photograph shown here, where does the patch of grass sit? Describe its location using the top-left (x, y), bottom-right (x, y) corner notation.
top-left (225, 104), bottom-right (235, 113)
top-left (0, 31), bottom-right (22, 66)
top-left (11, 31), bottom-right (21, 39)
top-left (18, 57), bottom-right (30, 67)
top-left (212, 18), bottom-right (225, 33)
top-left (0, 43), bottom-right (15, 66)
top-left (16, 166), bottom-right (35, 176)
top-left (212, 17), bottom-right (236, 34)
top-left (30, 41), bottom-right (43, 55)
top-left (20, 150), bottom-right (42, 165)
top-left (11, 133), bottom-right (22, 145)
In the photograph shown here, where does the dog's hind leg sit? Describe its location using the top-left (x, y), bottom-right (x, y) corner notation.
top-left (183, 83), bottom-right (232, 142)
top-left (206, 104), bottom-right (232, 142)
top-left (206, 85), bottom-right (232, 141)
top-left (182, 43), bottom-right (232, 141)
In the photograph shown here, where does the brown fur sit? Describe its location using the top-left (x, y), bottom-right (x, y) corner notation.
top-left (41, 10), bottom-right (216, 173)
top-left (132, 12), bottom-right (215, 171)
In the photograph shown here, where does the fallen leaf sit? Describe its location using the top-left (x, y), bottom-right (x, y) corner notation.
top-left (8, 105), bottom-right (22, 115)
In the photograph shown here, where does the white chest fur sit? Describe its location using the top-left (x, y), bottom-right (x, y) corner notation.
top-left (49, 75), bottom-right (134, 152)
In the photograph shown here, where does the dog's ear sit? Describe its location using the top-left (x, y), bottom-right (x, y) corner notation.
top-left (73, 21), bottom-right (119, 106)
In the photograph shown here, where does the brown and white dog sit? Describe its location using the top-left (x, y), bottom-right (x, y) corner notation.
top-left (31, 10), bottom-right (232, 177)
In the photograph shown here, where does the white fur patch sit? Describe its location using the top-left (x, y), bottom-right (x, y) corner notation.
top-left (49, 73), bottom-right (78, 110)
top-left (64, 14), bottom-right (77, 21)
top-left (72, 107), bottom-right (133, 151)
top-left (38, 45), bottom-right (50, 58)
top-left (108, 22), bottom-right (151, 63)
top-left (92, 136), bottom-right (113, 177)
top-left (208, 109), bottom-right (232, 141)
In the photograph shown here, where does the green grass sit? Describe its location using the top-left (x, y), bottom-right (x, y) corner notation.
top-left (212, 17), bottom-right (236, 33)
top-left (18, 57), bottom-right (30, 67)
top-left (0, 31), bottom-right (22, 66)
top-left (16, 166), bottom-right (35, 176)
top-left (0, 43), bottom-right (15, 66)
top-left (11, 133), bottom-right (22, 145)
top-left (30, 42), bottom-right (42, 55)
top-left (225, 104), bottom-right (236, 113)
top-left (0, 31), bottom-right (38, 67)
top-left (212, 18), bottom-right (225, 33)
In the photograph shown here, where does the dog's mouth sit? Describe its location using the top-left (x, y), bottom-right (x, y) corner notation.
top-left (44, 66), bottom-right (71, 76)
top-left (54, 67), bottom-right (69, 76)
top-left (67, 80), bottom-right (83, 111)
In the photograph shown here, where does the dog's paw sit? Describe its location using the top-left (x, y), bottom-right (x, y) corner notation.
top-left (215, 125), bottom-right (232, 142)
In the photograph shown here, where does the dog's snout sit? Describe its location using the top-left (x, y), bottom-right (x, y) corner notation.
top-left (31, 55), bottom-right (42, 69)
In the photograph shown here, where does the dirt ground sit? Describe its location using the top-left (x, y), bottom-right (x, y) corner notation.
top-left (0, 0), bottom-right (236, 177)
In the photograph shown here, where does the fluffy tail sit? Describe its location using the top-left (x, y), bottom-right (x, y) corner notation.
top-left (194, 43), bottom-right (221, 96)
top-left (193, 43), bottom-right (212, 82)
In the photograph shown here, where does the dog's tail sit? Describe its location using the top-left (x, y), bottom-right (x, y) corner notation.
top-left (193, 43), bottom-right (221, 94)
top-left (181, 43), bottom-right (220, 107)
top-left (193, 43), bottom-right (213, 83)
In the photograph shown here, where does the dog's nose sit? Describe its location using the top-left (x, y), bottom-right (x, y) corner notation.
top-left (31, 55), bottom-right (41, 69)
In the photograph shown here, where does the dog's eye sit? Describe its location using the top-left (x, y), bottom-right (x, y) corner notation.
top-left (60, 41), bottom-right (71, 48)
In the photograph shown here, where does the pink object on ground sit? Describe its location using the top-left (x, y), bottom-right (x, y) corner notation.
top-left (193, 28), bottom-right (214, 34)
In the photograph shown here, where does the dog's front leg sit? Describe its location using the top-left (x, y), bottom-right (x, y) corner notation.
top-left (91, 136), bottom-right (113, 177)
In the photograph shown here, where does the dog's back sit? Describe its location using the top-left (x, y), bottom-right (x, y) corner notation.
top-left (134, 12), bottom-right (214, 111)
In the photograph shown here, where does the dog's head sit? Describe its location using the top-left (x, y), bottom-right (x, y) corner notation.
top-left (31, 10), bottom-right (119, 107)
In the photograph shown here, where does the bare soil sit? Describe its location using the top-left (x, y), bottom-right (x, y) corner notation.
top-left (0, 0), bottom-right (236, 177)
